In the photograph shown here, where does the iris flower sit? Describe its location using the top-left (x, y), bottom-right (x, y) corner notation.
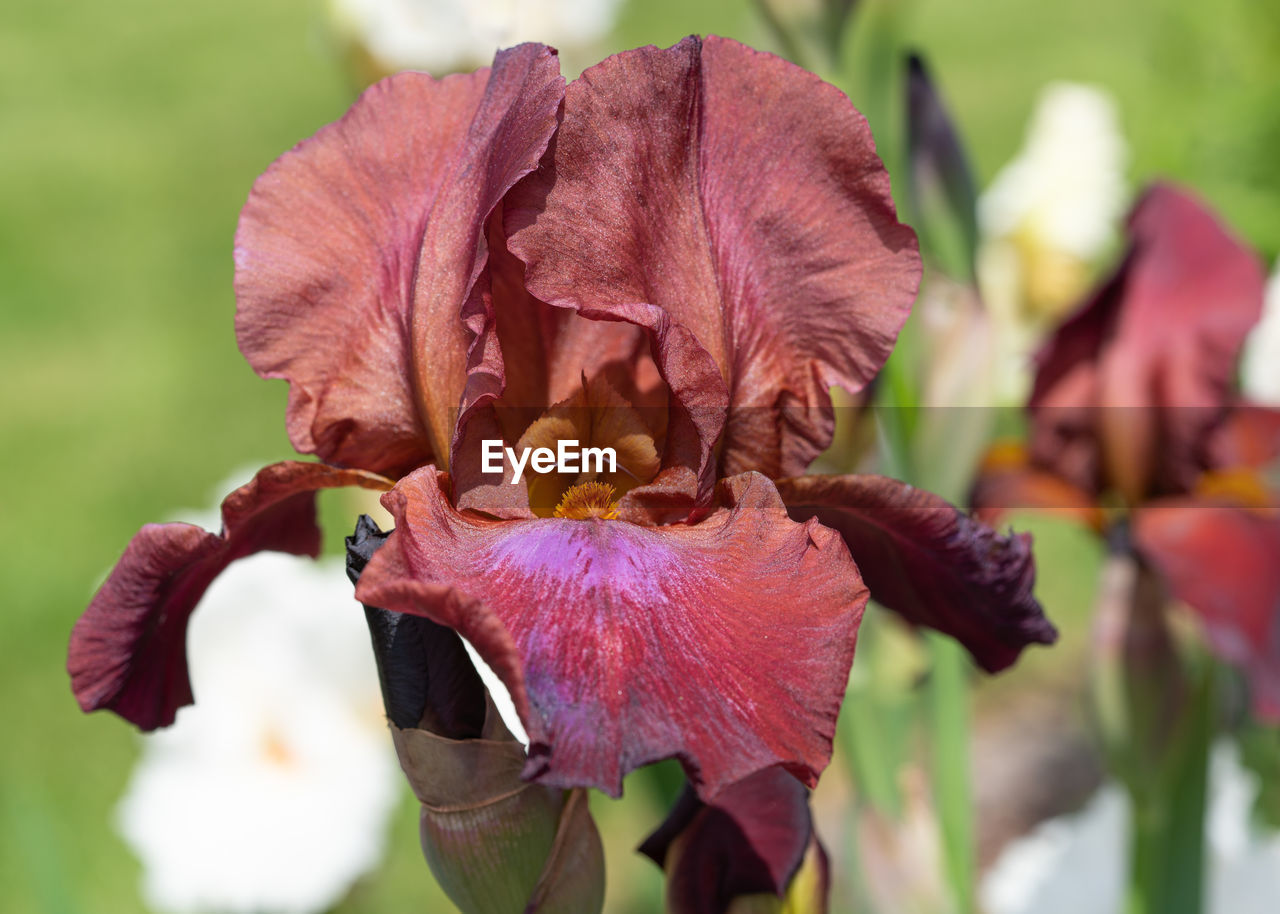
top-left (974, 183), bottom-right (1280, 719)
top-left (70, 38), bottom-right (1053, 803)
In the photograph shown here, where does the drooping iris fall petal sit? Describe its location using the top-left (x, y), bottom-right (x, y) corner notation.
top-left (1133, 501), bottom-right (1280, 721)
top-left (775, 474), bottom-right (1056, 672)
top-left (355, 467), bottom-right (868, 797)
top-left (506, 35), bottom-right (920, 481)
top-left (68, 462), bottom-right (392, 730)
top-left (1031, 184), bottom-right (1266, 503)
top-left (235, 44), bottom-right (565, 476)
top-left (639, 766), bottom-right (815, 914)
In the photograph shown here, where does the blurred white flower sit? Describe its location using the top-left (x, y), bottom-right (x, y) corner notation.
top-left (117, 548), bottom-right (400, 914)
top-left (981, 84), bottom-right (1127, 263)
top-left (982, 742), bottom-right (1280, 914)
top-left (980, 784), bottom-right (1127, 914)
top-left (1241, 261), bottom-right (1280, 405)
top-left (329, 0), bottom-right (623, 78)
top-left (977, 83), bottom-right (1127, 402)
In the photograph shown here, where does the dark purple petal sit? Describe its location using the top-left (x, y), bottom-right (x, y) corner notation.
top-left (640, 766), bottom-right (814, 914)
top-left (347, 514), bottom-right (487, 737)
top-left (777, 474), bottom-right (1057, 672)
top-left (506, 35), bottom-right (920, 480)
top-left (68, 462), bottom-right (392, 729)
top-left (355, 467), bottom-right (868, 797)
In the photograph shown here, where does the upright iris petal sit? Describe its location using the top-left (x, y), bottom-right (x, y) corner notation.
top-left (506, 36), bottom-right (920, 480)
top-left (234, 44), bottom-right (565, 475)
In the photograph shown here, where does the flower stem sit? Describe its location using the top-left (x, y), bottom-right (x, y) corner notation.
top-left (1123, 665), bottom-right (1213, 914)
top-left (926, 631), bottom-right (976, 914)
top-left (840, 654), bottom-right (905, 818)
top-left (876, 346), bottom-right (977, 913)
top-left (874, 349), bottom-right (920, 483)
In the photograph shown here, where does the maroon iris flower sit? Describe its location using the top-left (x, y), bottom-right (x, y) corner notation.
top-left (70, 37), bottom-right (1053, 800)
top-left (975, 183), bottom-right (1280, 719)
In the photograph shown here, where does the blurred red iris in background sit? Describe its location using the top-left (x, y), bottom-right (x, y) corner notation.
top-left (975, 183), bottom-right (1280, 719)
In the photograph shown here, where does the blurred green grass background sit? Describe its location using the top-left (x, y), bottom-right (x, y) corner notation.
top-left (1, 0), bottom-right (1277, 911)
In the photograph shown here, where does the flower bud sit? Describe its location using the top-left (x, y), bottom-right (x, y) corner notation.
top-left (348, 516), bottom-right (605, 914)
top-left (395, 726), bottom-right (604, 914)
top-left (641, 767), bottom-right (826, 914)
top-left (904, 52), bottom-right (980, 283)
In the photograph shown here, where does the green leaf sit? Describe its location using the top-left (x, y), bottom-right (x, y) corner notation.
top-left (1237, 722), bottom-right (1280, 831)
